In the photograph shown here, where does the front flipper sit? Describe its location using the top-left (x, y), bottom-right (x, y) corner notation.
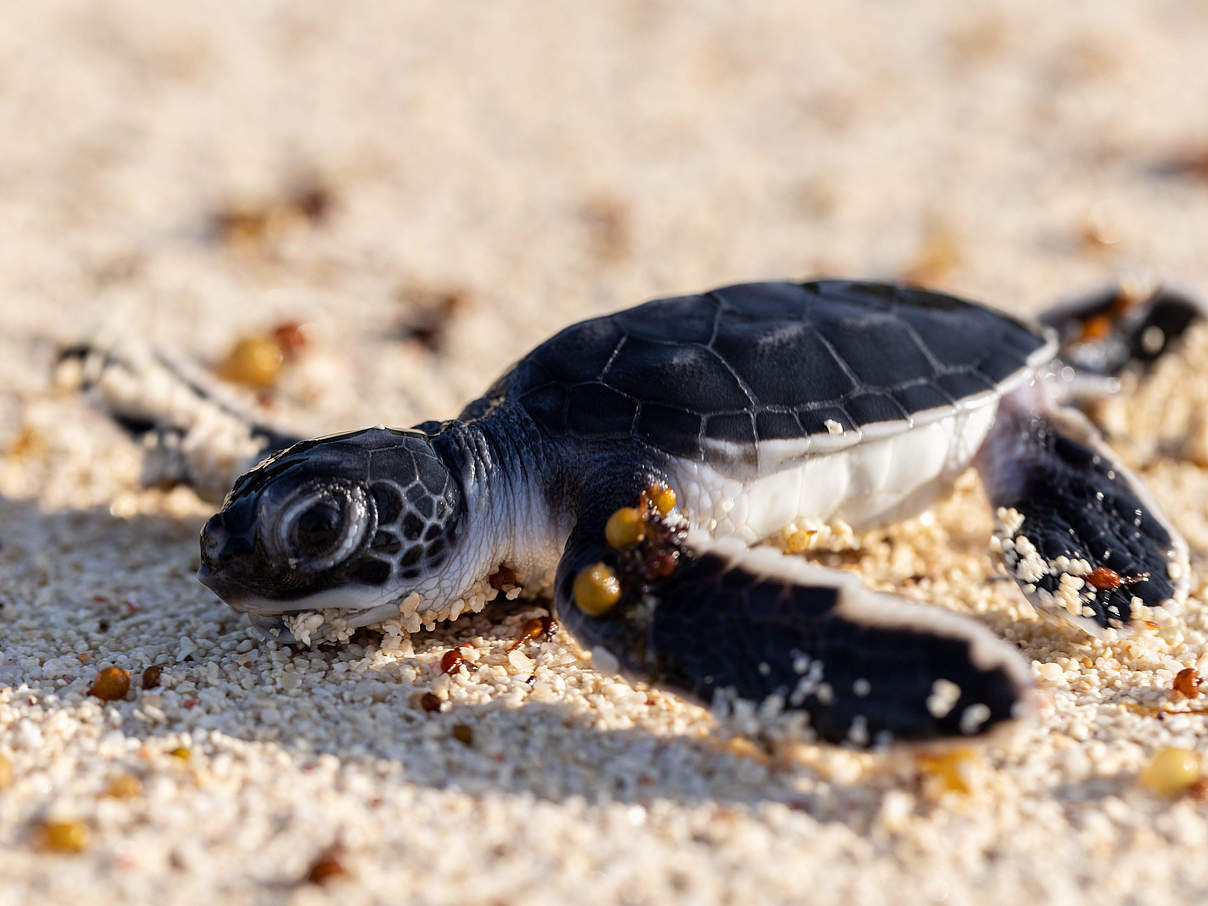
top-left (57, 340), bottom-right (301, 503)
top-left (977, 388), bottom-right (1189, 632)
top-left (553, 489), bottom-right (1032, 748)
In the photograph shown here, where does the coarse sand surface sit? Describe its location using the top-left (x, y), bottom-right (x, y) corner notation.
top-left (5, 2), bottom-right (1208, 904)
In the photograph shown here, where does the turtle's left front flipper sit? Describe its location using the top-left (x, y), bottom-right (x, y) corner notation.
top-left (977, 387), bottom-right (1190, 633)
top-left (553, 497), bottom-right (1032, 748)
top-left (56, 340), bottom-right (301, 503)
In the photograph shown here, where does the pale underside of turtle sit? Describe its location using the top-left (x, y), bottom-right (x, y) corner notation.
top-left (65, 279), bottom-right (1205, 749)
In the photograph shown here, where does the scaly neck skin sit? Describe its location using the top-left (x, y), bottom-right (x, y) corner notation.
top-left (429, 405), bottom-right (572, 594)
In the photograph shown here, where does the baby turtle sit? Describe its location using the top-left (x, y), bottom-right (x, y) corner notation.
top-left (65, 279), bottom-right (1203, 748)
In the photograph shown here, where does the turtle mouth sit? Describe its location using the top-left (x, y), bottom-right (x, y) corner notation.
top-left (197, 567), bottom-right (324, 615)
top-left (197, 564), bottom-right (272, 613)
top-left (198, 564), bottom-right (399, 618)
top-left (197, 563), bottom-right (223, 595)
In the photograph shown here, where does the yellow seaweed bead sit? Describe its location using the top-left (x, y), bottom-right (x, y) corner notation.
top-left (218, 335), bottom-right (285, 389)
top-left (36, 820), bottom-right (90, 853)
top-left (573, 562), bottom-right (622, 616)
top-left (916, 747), bottom-right (978, 795)
top-left (605, 507), bottom-right (646, 548)
top-left (1139, 747), bottom-right (1201, 796)
top-left (651, 485), bottom-right (676, 515)
top-left (102, 774), bottom-right (143, 799)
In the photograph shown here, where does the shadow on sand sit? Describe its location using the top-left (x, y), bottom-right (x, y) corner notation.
top-left (0, 494), bottom-right (908, 822)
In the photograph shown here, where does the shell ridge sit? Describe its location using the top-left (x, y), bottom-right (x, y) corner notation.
top-left (597, 332), bottom-right (628, 382)
top-left (791, 319), bottom-right (867, 442)
top-left (703, 290), bottom-right (727, 347)
top-left (701, 290), bottom-right (763, 412)
top-left (700, 343), bottom-right (759, 408)
top-left (894, 314), bottom-right (955, 383)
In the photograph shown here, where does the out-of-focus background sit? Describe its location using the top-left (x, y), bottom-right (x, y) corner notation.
top-left (4, 2), bottom-right (1208, 904)
top-left (7, 0), bottom-right (1208, 439)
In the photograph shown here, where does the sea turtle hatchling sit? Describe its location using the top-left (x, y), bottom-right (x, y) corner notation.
top-left (64, 279), bottom-right (1205, 748)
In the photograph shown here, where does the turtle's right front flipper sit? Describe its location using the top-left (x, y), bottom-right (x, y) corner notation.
top-left (57, 340), bottom-right (301, 503)
top-left (552, 490), bottom-right (1032, 748)
top-left (977, 387), bottom-right (1190, 633)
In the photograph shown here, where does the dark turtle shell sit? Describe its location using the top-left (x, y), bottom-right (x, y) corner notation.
top-left (493, 280), bottom-right (1052, 472)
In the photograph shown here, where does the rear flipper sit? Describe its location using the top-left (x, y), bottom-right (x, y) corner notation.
top-left (977, 387), bottom-right (1190, 633)
top-left (553, 487), bottom-right (1032, 748)
top-left (1039, 281), bottom-right (1207, 377)
top-left (57, 340), bottom-right (301, 504)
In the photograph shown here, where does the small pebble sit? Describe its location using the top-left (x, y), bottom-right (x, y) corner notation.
top-left (35, 820), bottom-right (90, 853)
top-left (579, 194), bottom-right (631, 262)
top-left (1079, 208), bottom-right (1122, 251)
top-left (1173, 667), bottom-right (1202, 699)
top-left (211, 206), bottom-right (276, 244)
top-left (1138, 748), bottom-right (1201, 796)
top-left (488, 565), bottom-right (517, 590)
top-left (917, 748), bottom-right (979, 795)
top-left (217, 335), bottom-right (285, 389)
top-left (89, 666), bottom-right (130, 701)
top-left (902, 225), bottom-right (960, 285)
top-left (288, 181), bottom-right (335, 224)
top-left (722, 737), bottom-right (769, 764)
top-left (507, 648), bottom-right (535, 673)
top-left (271, 322), bottom-right (310, 359)
top-left (102, 774), bottom-right (143, 799)
top-left (1036, 662), bottom-right (1064, 683)
top-left (1086, 567), bottom-right (1121, 591)
top-left (440, 647), bottom-right (473, 674)
top-left (6, 425), bottom-right (46, 460)
top-left (306, 846), bottom-right (349, 885)
top-left (508, 616), bottom-right (555, 651)
top-left (394, 285), bottom-right (467, 351)
top-left (141, 665), bottom-right (163, 690)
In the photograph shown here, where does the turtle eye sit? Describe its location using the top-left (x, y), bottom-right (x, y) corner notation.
top-left (272, 483), bottom-right (373, 572)
top-left (294, 502), bottom-right (342, 556)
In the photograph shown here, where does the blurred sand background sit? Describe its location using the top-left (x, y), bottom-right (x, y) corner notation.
top-left (6, 1), bottom-right (1208, 904)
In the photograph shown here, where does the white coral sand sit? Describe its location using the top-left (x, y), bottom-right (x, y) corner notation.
top-left (5, 3), bottom-right (1208, 905)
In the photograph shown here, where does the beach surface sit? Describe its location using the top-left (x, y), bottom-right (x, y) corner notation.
top-left (5, 2), bottom-right (1208, 904)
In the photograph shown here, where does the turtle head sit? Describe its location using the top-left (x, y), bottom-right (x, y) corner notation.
top-left (198, 427), bottom-right (465, 623)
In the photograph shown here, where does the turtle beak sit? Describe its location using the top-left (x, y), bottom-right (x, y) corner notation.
top-left (196, 559), bottom-right (243, 605)
top-left (200, 509), bottom-right (255, 571)
top-left (197, 562), bottom-right (217, 587)
top-left (196, 560), bottom-right (235, 596)
top-left (198, 505), bottom-right (260, 606)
